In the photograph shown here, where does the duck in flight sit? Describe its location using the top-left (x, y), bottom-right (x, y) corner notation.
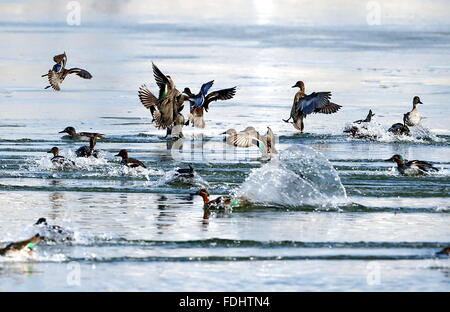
top-left (283, 81), bottom-right (342, 132)
top-left (183, 81), bottom-right (237, 128)
top-left (385, 154), bottom-right (439, 176)
top-left (138, 63), bottom-right (189, 138)
top-left (42, 52), bottom-right (92, 91)
top-left (403, 96), bottom-right (423, 127)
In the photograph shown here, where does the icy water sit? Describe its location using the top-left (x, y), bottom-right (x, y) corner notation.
top-left (1, 2), bottom-right (450, 291)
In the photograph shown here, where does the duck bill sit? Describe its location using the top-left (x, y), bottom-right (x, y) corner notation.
top-left (418, 101), bottom-right (423, 104)
top-left (384, 157), bottom-right (394, 162)
top-left (58, 130), bottom-right (66, 134)
top-left (114, 153), bottom-right (121, 157)
top-left (46, 150), bottom-right (52, 153)
top-left (291, 85), bottom-right (296, 88)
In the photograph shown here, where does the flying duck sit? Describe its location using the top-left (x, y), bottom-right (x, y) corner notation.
top-left (75, 136), bottom-right (98, 158)
top-left (283, 81), bottom-right (342, 132)
top-left (47, 147), bottom-right (75, 167)
top-left (115, 149), bottom-right (146, 168)
top-left (403, 96), bottom-right (423, 127)
top-left (0, 234), bottom-right (41, 256)
top-left (385, 154), bottom-right (439, 175)
top-left (34, 218), bottom-right (74, 242)
top-left (183, 81), bottom-right (237, 128)
top-left (138, 63), bottom-right (190, 137)
top-left (59, 126), bottom-right (105, 140)
top-left (41, 52), bottom-right (92, 91)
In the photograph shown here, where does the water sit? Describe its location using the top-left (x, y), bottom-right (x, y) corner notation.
top-left (0, 0), bottom-right (450, 291)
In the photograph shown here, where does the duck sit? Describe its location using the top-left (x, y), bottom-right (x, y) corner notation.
top-left (175, 164), bottom-right (195, 178)
top-left (343, 109), bottom-right (378, 139)
top-left (115, 149), bottom-right (146, 168)
top-left (59, 126), bottom-right (105, 140)
top-left (283, 81), bottom-right (342, 132)
top-left (41, 52), bottom-right (92, 91)
top-left (388, 123), bottom-right (410, 136)
top-left (75, 136), bottom-right (98, 158)
top-left (436, 247), bottom-right (450, 256)
top-left (0, 234), bottom-right (41, 257)
top-left (192, 188), bottom-right (251, 219)
top-left (47, 147), bottom-right (75, 167)
top-left (403, 96), bottom-right (423, 127)
top-left (183, 81), bottom-right (237, 128)
top-left (138, 63), bottom-right (190, 137)
top-left (354, 109), bottom-right (375, 124)
top-left (385, 154), bottom-right (439, 175)
top-left (222, 126), bottom-right (277, 157)
top-left (34, 218), bottom-right (74, 242)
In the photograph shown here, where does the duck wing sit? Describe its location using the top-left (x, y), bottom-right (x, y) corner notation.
top-left (128, 157), bottom-right (146, 168)
top-left (203, 87), bottom-right (237, 111)
top-left (407, 160), bottom-right (439, 172)
top-left (67, 68), bottom-right (93, 79)
top-left (46, 70), bottom-right (64, 91)
top-left (152, 62), bottom-right (170, 99)
top-left (297, 92), bottom-right (341, 115)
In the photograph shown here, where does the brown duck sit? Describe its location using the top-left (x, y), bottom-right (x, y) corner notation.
top-left (115, 149), bottom-right (146, 168)
top-left (0, 234), bottom-right (42, 256)
top-left (283, 81), bottom-right (342, 132)
top-left (42, 52), bottom-right (92, 91)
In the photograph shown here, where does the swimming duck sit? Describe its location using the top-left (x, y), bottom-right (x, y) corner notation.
top-left (192, 189), bottom-right (251, 218)
top-left (176, 164), bottom-right (195, 178)
top-left (59, 126), bottom-right (105, 140)
top-left (41, 52), bottom-right (92, 91)
top-left (47, 147), bottom-right (75, 167)
top-left (222, 126), bottom-right (277, 157)
top-left (0, 234), bottom-right (41, 257)
top-left (75, 136), bottom-right (98, 158)
top-left (34, 218), bottom-right (74, 242)
top-left (354, 109), bottom-right (375, 124)
top-left (283, 81), bottom-right (342, 132)
top-left (388, 123), bottom-right (410, 136)
top-left (436, 247), bottom-right (450, 256)
top-left (343, 110), bottom-right (378, 139)
top-left (115, 149), bottom-right (146, 168)
top-left (403, 96), bottom-right (423, 126)
top-left (385, 154), bottom-right (439, 175)
top-left (183, 81), bottom-right (237, 128)
top-left (138, 63), bottom-right (190, 137)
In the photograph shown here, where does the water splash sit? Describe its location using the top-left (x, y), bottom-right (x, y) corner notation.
top-left (235, 145), bottom-right (347, 207)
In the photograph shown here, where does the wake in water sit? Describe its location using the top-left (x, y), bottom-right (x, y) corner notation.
top-left (235, 145), bottom-right (347, 208)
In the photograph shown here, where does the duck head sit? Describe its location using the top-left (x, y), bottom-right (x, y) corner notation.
top-left (35, 217), bottom-right (47, 225)
top-left (192, 188), bottom-right (210, 204)
top-left (413, 96), bottom-right (423, 106)
top-left (47, 147), bottom-right (60, 156)
top-left (385, 154), bottom-right (405, 166)
top-left (367, 109), bottom-right (375, 120)
top-left (115, 149), bottom-right (128, 159)
top-left (183, 87), bottom-right (195, 97)
top-left (59, 126), bottom-right (76, 135)
top-left (292, 81), bottom-right (305, 91)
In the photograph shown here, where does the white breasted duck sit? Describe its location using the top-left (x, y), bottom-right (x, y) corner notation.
top-left (47, 147), bottom-right (75, 167)
top-left (403, 96), bottom-right (423, 127)
top-left (34, 218), bottom-right (74, 242)
top-left (385, 154), bottom-right (439, 176)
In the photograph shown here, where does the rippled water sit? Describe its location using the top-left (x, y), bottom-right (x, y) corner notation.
top-left (1, 1), bottom-right (450, 291)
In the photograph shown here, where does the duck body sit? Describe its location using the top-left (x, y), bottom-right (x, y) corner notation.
top-left (193, 189), bottom-right (251, 211)
top-left (344, 110), bottom-right (378, 140)
top-left (0, 234), bottom-right (41, 257)
top-left (47, 147), bottom-right (75, 168)
top-left (385, 154), bottom-right (439, 176)
top-left (115, 149), bottom-right (146, 168)
top-left (75, 137), bottom-right (98, 158)
top-left (34, 218), bottom-right (73, 242)
top-left (388, 123), bottom-right (410, 136)
top-left (403, 96), bottom-right (423, 126)
top-left (42, 52), bottom-right (92, 91)
top-left (284, 81), bottom-right (342, 132)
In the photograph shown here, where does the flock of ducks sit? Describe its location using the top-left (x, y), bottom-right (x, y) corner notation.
top-left (0, 52), bottom-right (444, 257)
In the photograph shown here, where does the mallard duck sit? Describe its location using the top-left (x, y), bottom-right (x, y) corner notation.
top-left (41, 52), bottom-right (92, 91)
top-left (47, 147), bottom-right (75, 167)
top-left (222, 126), bottom-right (277, 156)
top-left (0, 234), bottom-right (41, 256)
top-left (115, 149), bottom-right (146, 168)
top-left (385, 154), bottom-right (439, 175)
top-left (192, 188), bottom-right (251, 219)
top-left (283, 81), bottom-right (342, 132)
top-left (75, 136), bottom-right (98, 158)
top-left (403, 96), bottom-right (423, 126)
top-left (388, 123), bottom-right (410, 136)
top-left (59, 126), bottom-right (105, 140)
top-left (138, 63), bottom-right (190, 137)
top-left (34, 218), bottom-right (73, 242)
top-left (183, 81), bottom-right (237, 128)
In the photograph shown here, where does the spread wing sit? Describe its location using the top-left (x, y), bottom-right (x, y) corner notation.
top-left (138, 85), bottom-right (162, 125)
top-left (297, 92), bottom-right (332, 115)
top-left (203, 87), bottom-right (237, 111)
top-left (315, 102), bottom-right (342, 114)
top-left (200, 80), bottom-right (214, 96)
top-left (152, 62), bottom-right (170, 99)
top-left (67, 68), bottom-right (92, 79)
top-left (47, 70), bottom-right (63, 91)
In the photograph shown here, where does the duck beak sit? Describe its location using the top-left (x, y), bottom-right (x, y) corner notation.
top-left (418, 100), bottom-right (423, 104)
top-left (291, 85), bottom-right (296, 88)
top-left (384, 157), bottom-right (394, 162)
top-left (114, 153), bottom-right (120, 157)
top-left (46, 150), bottom-right (52, 153)
top-left (58, 130), bottom-right (66, 133)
